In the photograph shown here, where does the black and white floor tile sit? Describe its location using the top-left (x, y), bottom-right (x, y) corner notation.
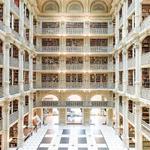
top-left (37, 127), bottom-right (108, 150)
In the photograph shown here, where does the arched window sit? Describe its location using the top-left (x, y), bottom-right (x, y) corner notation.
top-left (43, 1), bottom-right (59, 13)
top-left (91, 1), bottom-right (108, 13)
top-left (67, 1), bottom-right (83, 13)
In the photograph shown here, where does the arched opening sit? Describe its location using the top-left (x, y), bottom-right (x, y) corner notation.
top-left (67, 1), bottom-right (83, 13)
top-left (90, 0), bottom-right (108, 13)
top-left (42, 1), bottom-right (59, 13)
top-left (42, 94), bottom-right (59, 125)
top-left (67, 95), bottom-right (83, 124)
top-left (90, 95), bottom-right (107, 125)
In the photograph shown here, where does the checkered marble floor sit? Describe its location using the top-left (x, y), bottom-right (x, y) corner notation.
top-left (18, 116), bottom-right (127, 150)
top-left (37, 126), bottom-right (108, 150)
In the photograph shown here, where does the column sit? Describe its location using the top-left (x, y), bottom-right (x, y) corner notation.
top-left (29, 12), bottom-right (33, 46)
top-left (59, 55), bottom-right (66, 71)
top-left (134, 41), bottom-right (142, 97)
top-left (17, 95), bottom-right (24, 148)
top-left (122, 48), bottom-right (128, 93)
top-left (83, 108), bottom-right (91, 125)
top-left (59, 107), bottom-right (67, 125)
top-left (115, 6), bottom-right (119, 47)
top-left (84, 21), bottom-right (90, 35)
top-left (29, 54), bottom-right (33, 90)
top-left (84, 37), bottom-right (90, 53)
top-left (19, 49), bottom-right (24, 93)
top-left (61, 21), bottom-right (66, 35)
top-left (135, 0), bottom-right (142, 32)
top-left (3, 40), bottom-right (10, 97)
top-left (3, 0), bottom-right (10, 27)
top-left (115, 94), bottom-right (120, 134)
top-left (122, 0), bottom-right (127, 39)
top-left (122, 96), bottom-right (129, 148)
top-left (134, 102), bottom-right (142, 150)
top-left (2, 100), bottom-right (10, 150)
top-left (115, 51), bottom-right (119, 90)
top-left (19, 0), bottom-right (24, 37)
top-left (106, 108), bottom-right (113, 126)
top-left (29, 92), bottom-right (33, 127)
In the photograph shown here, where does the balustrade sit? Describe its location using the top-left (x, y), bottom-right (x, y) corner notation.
top-left (9, 85), bottom-right (19, 95)
top-left (9, 111), bottom-right (19, 125)
top-left (66, 28), bottom-right (83, 34)
top-left (141, 52), bottom-right (150, 66)
top-left (10, 57), bottom-right (19, 68)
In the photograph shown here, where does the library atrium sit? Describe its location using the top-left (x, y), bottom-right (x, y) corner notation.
top-left (0, 0), bottom-right (150, 150)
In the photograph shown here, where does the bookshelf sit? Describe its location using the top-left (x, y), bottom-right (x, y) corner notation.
top-left (42, 38), bottom-right (59, 46)
top-left (66, 74), bottom-right (82, 82)
top-left (142, 107), bottom-right (149, 123)
top-left (9, 123), bottom-right (18, 148)
top-left (42, 56), bottom-right (59, 64)
top-left (128, 19), bottom-right (132, 33)
top-left (14, 19), bottom-right (19, 33)
top-left (24, 71), bottom-right (29, 84)
top-left (42, 22), bottom-right (59, 28)
top-left (90, 39), bottom-right (108, 46)
top-left (0, 40), bottom-right (2, 53)
top-left (128, 70), bottom-right (134, 86)
top-left (13, 100), bottom-right (18, 112)
top-left (119, 71), bottom-right (123, 84)
top-left (90, 57), bottom-right (108, 64)
top-left (0, 68), bottom-right (2, 87)
top-left (25, 95), bottom-right (29, 106)
top-left (90, 74), bottom-right (108, 82)
top-left (142, 36), bottom-right (150, 53)
top-left (66, 22), bottom-right (83, 28)
top-left (66, 57), bottom-right (83, 64)
top-left (90, 22), bottom-right (108, 28)
top-left (142, 4), bottom-right (150, 20)
top-left (13, 70), bottom-right (19, 85)
top-left (66, 39), bottom-right (83, 46)
top-left (0, 4), bottom-right (3, 21)
top-left (42, 74), bottom-right (59, 82)
top-left (142, 68), bottom-right (150, 88)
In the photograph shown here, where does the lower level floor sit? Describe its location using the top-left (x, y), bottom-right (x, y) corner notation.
top-left (18, 116), bottom-right (127, 150)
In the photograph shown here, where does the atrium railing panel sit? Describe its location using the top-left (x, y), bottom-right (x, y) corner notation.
top-left (9, 85), bottom-right (19, 95)
top-left (90, 46), bottom-right (112, 53)
top-left (66, 28), bottom-right (83, 35)
top-left (9, 111), bottom-right (19, 125)
top-left (66, 64), bottom-right (83, 70)
top-left (9, 57), bottom-right (19, 68)
top-left (141, 52), bottom-right (150, 66)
